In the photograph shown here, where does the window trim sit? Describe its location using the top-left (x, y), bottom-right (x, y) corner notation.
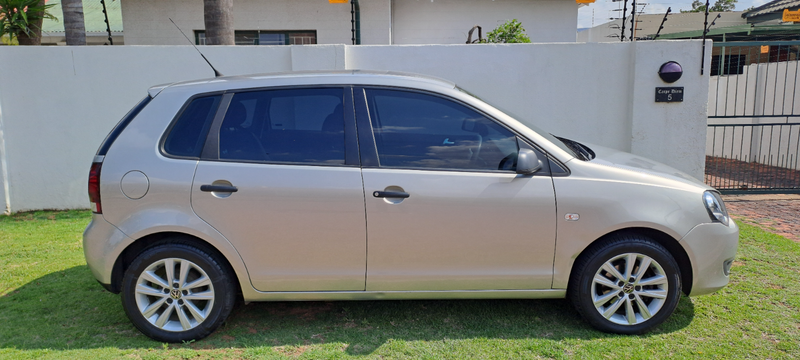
top-left (354, 86), bottom-right (567, 175)
top-left (158, 91), bottom-right (226, 161)
top-left (197, 85), bottom-right (359, 168)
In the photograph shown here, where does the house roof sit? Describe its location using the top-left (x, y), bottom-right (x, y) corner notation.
top-left (656, 23), bottom-right (800, 40)
top-left (742, 0), bottom-right (800, 19)
top-left (578, 12), bottom-right (746, 41)
top-left (42, 0), bottom-right (123, 34)
top-left (642, 11), bottom-right (745, 37)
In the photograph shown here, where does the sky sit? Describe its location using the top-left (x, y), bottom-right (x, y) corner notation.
top-left (577, 0), bottom-right (773, 29)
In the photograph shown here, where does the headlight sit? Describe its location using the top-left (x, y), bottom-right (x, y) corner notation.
top-left (703, 191), bottom-right (730, 226)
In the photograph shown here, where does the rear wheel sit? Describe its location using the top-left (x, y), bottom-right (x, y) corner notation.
top-left (121, 242), bottom-right (235, 342)
top-left (569, 235), bottom-right (682, 334)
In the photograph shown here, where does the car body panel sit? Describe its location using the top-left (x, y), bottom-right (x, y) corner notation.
top-left (191, 162), bottom-right (368, 291)
top-left (233, 289), bottom-right (566, 302)
top-left (550, 150), bottom-right (724, 289)
top-left (87, 89), bottom-right (255, 294)
top-left (362, 168), bottom-right (557, 291)
top-left (679, 221), bottom-right (739, 296)
top-left (83, 213), bottom-right (133, 284)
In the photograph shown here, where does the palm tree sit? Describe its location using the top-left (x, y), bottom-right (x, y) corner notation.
top-left (61, 0), bottom-right (85, 45)
top-left (203, 0), bottom-right (233, 45)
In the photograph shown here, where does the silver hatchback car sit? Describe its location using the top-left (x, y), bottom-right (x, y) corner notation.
top-left (84, 71), bottom-right (738, 342)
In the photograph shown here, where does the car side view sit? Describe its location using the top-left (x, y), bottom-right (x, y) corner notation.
top-left (83, 71), bottom-right (738, 342)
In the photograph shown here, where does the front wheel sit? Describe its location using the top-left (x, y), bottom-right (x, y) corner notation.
top-left (569, 235), bottom-right (682, 334)
top-left (121, 242), bottom-right (235, 342)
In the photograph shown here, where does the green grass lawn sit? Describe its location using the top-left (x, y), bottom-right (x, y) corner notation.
top-left (0, 211), bottom-right (798, 359)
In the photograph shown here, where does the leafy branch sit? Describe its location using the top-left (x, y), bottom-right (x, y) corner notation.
top-left (485, 19), bottom-right (531, 44)
top-left (0, 0), bottom-right (57, 44)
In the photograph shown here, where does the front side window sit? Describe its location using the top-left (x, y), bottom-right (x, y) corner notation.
top-left (218, 88), bottom-right (345, 164)
top-left (163, 95), bottom-right (222, 158)
top-left (365, 89), bottom-right (518, 171)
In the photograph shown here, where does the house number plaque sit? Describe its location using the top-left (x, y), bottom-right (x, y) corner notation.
top-left (655, 87), bottom-right (684, 102)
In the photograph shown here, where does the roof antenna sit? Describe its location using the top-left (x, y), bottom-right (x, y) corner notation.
top-left (169, 18), bottom-right (223, 77)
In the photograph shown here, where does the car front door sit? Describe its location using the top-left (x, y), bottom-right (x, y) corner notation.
top-left (191, 87), bottom-right (367, 292)
top-left (355, 87), bottom-right (557, 291)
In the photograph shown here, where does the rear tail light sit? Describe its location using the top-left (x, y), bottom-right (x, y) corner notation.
top-left (88, 162), bottom-right (103, 214)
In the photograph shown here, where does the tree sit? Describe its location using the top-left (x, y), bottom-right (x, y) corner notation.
top-left (0, 0), bottom-right (56, 45)
top-left (203, 0), bottom-right (234, 45)
top-left (485, 19), bottom-right (531, 44)
top-left (61, 0), bottom-right (85, 45)
top-left (682, 0), bottom-right (737, 13)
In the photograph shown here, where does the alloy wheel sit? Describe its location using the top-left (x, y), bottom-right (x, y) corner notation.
top-left (591, 253), bottom-right (669, 326)
top-left (134, 258), bottom-right (215, 332)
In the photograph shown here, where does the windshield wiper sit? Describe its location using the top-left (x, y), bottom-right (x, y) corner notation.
top-left (554, 136), bottom-right (595, 161)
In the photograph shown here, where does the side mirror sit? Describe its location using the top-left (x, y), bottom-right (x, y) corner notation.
top-left (516, 148), bottom-right (542, 175)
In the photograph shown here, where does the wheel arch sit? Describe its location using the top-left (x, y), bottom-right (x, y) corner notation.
top-left (568, 227), bottom-right (693, 296)
top-left (107, 232), bottom-right (242, 298)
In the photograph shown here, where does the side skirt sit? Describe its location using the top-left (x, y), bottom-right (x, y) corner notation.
top-left (242, 289), bottom-right (566, 302)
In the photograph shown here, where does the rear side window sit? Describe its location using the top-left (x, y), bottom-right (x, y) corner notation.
top-left (164, 95), bottom-right (222, 158)
top-left (218, 88), bottom-right (345, 164)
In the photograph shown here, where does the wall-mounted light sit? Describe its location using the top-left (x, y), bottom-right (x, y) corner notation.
top-left (659, 61), bottom-right (682, 83)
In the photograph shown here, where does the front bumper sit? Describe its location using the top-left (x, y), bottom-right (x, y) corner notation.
top-left (679, 220), bottom-right (739, 296)
top-left (83, 213), bottom-right (132, 287)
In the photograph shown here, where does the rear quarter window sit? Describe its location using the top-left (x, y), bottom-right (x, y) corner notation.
top-left (163, 95), bottom-right (222, 158)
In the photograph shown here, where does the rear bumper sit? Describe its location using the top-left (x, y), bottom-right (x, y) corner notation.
top-left (97, 279), bottom-right (115, 293)
top-left (680, 221), bottom-right (739, 296)
top-left (83, 213), bottom-right (131, 287)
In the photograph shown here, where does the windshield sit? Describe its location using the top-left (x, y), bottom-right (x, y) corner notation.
top-left (457, 87), bottom-right (579, 158)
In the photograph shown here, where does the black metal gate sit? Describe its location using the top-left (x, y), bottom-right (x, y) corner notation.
top-left (706, 41), bottom-right (800, 194)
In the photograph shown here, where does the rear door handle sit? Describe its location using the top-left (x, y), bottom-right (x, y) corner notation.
top-left (373, 191), bottom-right (409, 198)
top-left (200, 185), bottom-right (238, 193)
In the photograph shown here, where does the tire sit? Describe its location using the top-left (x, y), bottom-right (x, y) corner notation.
top-left (121, 242), bottom-right (235, 342)
top-left (568, 234), bottom-right (682, 334)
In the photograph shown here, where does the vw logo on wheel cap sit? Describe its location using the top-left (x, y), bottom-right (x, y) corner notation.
top-left (170, 289), bottom-right (181, 299)
top-left (622, 283), bottom-right (635, 294)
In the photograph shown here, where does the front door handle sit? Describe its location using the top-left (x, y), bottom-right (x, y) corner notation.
top-left (373, 190), bottom-right (409, 198)
top-left (201, 184), bottom-right (238, 193)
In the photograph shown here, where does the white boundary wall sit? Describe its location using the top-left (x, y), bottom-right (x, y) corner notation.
top-left (0, 41), bottom-right (709, 213)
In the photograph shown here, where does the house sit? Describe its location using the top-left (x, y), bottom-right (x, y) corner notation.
top-left (655, 1), bottom-right (800, 75)
top-left (120, 0), bottom-right (581, 45)
top-left (657, 1), bottom-right (800, 42)
top-left (41, 0), bottom-right (123, 45)
top-left (742, 0), bottom-right (800, 25)
top-left (577, 12), bottom-right (745, 42)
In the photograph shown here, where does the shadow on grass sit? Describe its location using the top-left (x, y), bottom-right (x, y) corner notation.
top-left (0, 266), bottom-right (695, 354)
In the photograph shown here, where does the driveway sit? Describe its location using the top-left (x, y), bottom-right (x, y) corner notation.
top-left (723, 194), bottom-right (800, 242)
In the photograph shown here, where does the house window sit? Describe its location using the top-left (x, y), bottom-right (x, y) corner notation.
top-left (195, 30), bottom-right (316, 45)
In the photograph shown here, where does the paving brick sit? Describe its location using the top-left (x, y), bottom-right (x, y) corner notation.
top-left (723, 195), bottom-right (800, 242)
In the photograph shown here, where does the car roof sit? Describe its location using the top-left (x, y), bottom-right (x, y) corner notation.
top-left (148, 70), bottom-right (457, 98)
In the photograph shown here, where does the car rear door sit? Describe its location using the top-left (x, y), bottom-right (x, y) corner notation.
top-left (355, 87), bottom-right (557, 291)
top-left (190, 86), bottom-right (367, 292)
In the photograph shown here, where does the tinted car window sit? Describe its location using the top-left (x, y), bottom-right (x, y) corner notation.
top-left (365, 89), bottom-right (518, 171)
top-left (219, 88), bottom-right (345, 164)
top-left (163, 95), bottom-right (222, 157)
